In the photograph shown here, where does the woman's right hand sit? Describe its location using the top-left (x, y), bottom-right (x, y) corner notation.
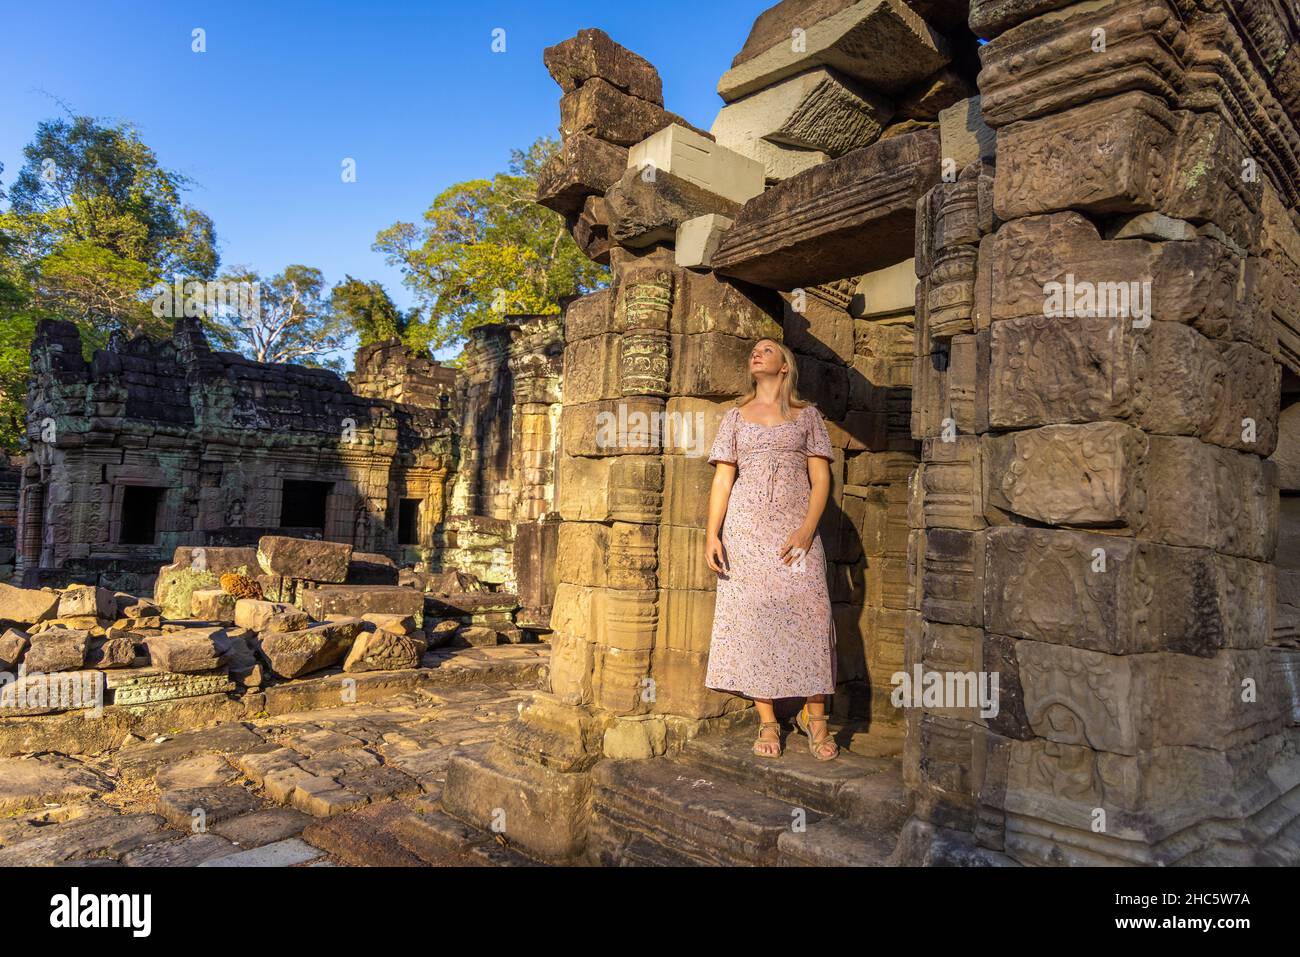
top-left (705, 534), bottom-right (729, 575)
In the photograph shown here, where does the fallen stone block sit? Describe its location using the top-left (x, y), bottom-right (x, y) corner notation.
top-left (0, 583), bottom-right (60, 627)
top-left (256, 536), bottom-right (352, 583)
top-left (343, 631), bottom-right (422, 673)
top-left (87, 635), bottom-right (136, 669)
top-left (144, 627), bottom-right (230, 673)
top-left (57, 585), bottom-right (115, 620)
top-left (234, 599), bottom-right (311, 633)
top-left (300, 586), bottom-right (424, 625)
top-left (22, 628), bottom-right (90, 673)
top-left (110, 670), bottom-right (236, 705)
top-left (258, 619), bottom-right (366, 679)
top-left (191, 587), bottom-right (237, 622)
top-left (346, 552), bottom-right (399, 586)
top-left (0, 628), bottom-right (29, 670)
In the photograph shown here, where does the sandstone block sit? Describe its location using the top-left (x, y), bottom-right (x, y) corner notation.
top-left (605, 167), bottom-right (743, 249)
top-left (560, 77), bottom-right (696, 147)
top-left (22, 629), bottom-right (90, 673)
top-left (938, 96), bottom-right (995, 168)
top-left (985, 526), bottom-right (1272, 655)
top-left (717, 0), bottom-right (949, 102)
top-left (544, 28), bottom-right (663, 104)
top-left (0, 584), bottom-right (59, 627)
top-left (190, 588), bottom-right (237, 622)
top-left (57, 585), bottom-right (115, 620)
top-left (145, 628), bottom-right (229, 674)
top-left (299, 586), bottom-right (424, 625)
top-left (536, 134), bottom-right (629, 218)
top-left (234, 599), bottom-right (311, 633)
top-left (711, 66), bottom-right (892, 159)
top-left (626, 124), bottom-right (765, 206)
top-left (712, 129), bottom-right (940, 288)
top-left (343, 631), bottom-right (420, 673)
top-left (259, 619), bottom-right (366, 679)
top-left (256, 537), bottom-right (352, 583)
top-left (675, 214), bottom-right (733, 269)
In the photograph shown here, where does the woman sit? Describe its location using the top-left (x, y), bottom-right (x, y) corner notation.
top-left (703, 337), bottom-right (839, 761)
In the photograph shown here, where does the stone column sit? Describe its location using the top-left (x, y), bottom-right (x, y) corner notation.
top-left (901, 0), bottom-right (1299, 866)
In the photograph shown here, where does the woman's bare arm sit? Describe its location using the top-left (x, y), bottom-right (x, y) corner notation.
top-left (705, 462), bottom-right (737, 573)
top-left (780, 456), bottom-right (832, 565)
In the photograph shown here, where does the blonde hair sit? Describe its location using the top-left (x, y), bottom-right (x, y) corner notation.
top-left (734, 337), bottom-right (817, 423)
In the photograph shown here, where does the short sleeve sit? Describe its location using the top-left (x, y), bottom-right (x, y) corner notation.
top-left (804, 406), bottom-right (833, 462)
top-left (707, 408), bottom-right (738, 465)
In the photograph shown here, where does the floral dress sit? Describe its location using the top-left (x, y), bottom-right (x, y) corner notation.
top-left (704, 403), bottom-right (838, 699)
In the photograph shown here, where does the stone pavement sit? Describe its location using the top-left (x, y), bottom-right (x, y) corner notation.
top-left (0, 645), bottom-right (548, 867)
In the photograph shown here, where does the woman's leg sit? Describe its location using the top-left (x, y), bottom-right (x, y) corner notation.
top-left (753, 697), bottom-right (780, 756)
top-left (803, 695), bottom-right (837, 758)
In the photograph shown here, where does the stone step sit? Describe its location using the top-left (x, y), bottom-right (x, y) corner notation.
top-left (777, 815), bottom-right (901, 866)
top-left (301, 795), bottom-right (542, 866)
top-left (674, 720), bottom-right (911, 825)
top-left (588, 756), bottom-right (829, 866)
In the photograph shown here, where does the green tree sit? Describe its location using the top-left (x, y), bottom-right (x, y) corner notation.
top-left (330, 275), bottom-right (423, 349)
top-left (0, 116), bottom-right (221, 451)
top-left (3, 115), bottom-right (217, 335)
top-left (208, 264), bottom-right (349, 369)
top-left (374, 136), bottom-right (607, 356)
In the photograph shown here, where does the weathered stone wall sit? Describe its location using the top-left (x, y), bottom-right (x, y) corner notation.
top-left (442, 316), bottom-right (564, 625)
top-left (900, 0), bottom-right (1300, 866)
top-left (17, 319), bottom-right (455, 595)
top-left (0, 451), bottom-right (19, 583)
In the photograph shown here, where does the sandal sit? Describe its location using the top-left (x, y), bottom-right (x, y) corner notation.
top-left (753, 720), bottom-right (783, 759)
top-left (794, 705), bottom-right (839, 762)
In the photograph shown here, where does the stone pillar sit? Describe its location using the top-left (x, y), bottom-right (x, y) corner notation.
top-left (901, 0), bottom-right (1299, 866)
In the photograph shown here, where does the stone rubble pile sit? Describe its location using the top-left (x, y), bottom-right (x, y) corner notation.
top-left (0, 534), bottom-right (530, 714)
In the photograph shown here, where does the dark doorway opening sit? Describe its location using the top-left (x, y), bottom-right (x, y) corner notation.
top-left (398, 498), bottom-right (421, 545)
top-left (280, 480), bottom-right (332, 531)
top-left (120, 486), bottom-right (164, 545)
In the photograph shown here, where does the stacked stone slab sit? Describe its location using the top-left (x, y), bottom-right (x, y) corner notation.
top-left (898, 0), bottom-right (1300, 867)
top-left (538, 29), bottom-right (715, 264)
top-left (709, 0), bottom-right (974, 180)
top-left (17, 321), bottom-right (455, 593)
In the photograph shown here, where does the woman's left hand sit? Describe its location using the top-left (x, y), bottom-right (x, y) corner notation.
top-left (780, 524), bottom-right (815, 567)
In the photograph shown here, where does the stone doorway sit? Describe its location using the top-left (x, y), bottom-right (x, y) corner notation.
top-left (279, 479), bottom-right (333, 532)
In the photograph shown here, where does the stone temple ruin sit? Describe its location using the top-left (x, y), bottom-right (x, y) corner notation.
top-left (3, 0), bottom-right (1300, 867)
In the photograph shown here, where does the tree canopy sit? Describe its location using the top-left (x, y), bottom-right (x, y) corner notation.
top-left (374, 136), bottom-right (607, 356)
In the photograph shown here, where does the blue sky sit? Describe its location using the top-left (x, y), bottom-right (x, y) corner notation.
top-left (0, 0), bottom-right (767, 364)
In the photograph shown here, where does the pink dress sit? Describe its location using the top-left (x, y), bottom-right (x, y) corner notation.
top-left (704, 403), bottom-right (838, 699)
